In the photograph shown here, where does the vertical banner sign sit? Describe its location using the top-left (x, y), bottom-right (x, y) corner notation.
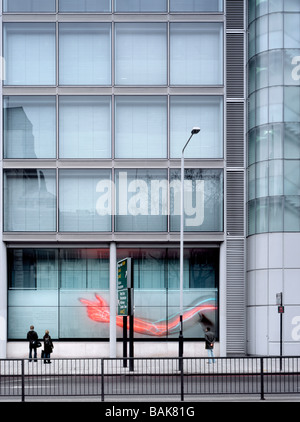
top-left (117, 258), bottom-right (131, 316)
top-left (118, 259), bottom-right (128, 316)
top-left (117, 258), bottom-right (134, 370)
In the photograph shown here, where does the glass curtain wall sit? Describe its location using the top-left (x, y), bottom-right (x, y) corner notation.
top-left (247, 1), bottom-right (300, 234)
top-left (8, 248), bottom-right (219, 340)
top-left (3, 0), bottom-right (223, 13)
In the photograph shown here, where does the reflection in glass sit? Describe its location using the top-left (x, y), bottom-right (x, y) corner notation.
top-left (59, 169), bottom-right (112, 232)
top-left (170, 169), bottom-right (223, 232)
top-left (115, 169), bottom-right (168, 232)
top-left (170, 96), bottom-right (223, 158)
top-left (4, 169), bottom-right (56, 232)
top-left (7, 247), bottom-right (219, 340)
top-left (4, 96), bottom-right (56, 158)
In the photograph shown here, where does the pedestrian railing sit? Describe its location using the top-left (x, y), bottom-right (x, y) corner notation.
top-left (0, 356), bottom-right (299, 401)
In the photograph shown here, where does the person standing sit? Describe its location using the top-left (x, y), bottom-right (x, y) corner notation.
top-left (27, 325), bottom-right (39, 362)
top-left (204, 327), bottom-right (216, 364)
top-left (43, 330), bottom-right (53, 364)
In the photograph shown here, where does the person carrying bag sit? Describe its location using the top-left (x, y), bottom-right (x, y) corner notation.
top-left (42, 330), bottom-right (54, 364)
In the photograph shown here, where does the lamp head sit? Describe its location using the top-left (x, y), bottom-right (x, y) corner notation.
top-left (191, 127), bottom-right (201, 135)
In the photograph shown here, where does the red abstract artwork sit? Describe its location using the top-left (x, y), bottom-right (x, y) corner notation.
top-left (80, 294), bottom-right (217, 336)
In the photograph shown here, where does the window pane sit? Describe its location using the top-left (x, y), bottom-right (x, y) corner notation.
top-left (269, 50), bottom-right (283, 86)
top-left (60, 249), bottom-right (109, 289)
top-left (268, 124), bottom-right (283, 160)
top-left (256, 88), bottom-right (268, 126)
top-left (59, 169), bottom-right (112, 232)
top-left (284, 160), bottom-right (300, 195)
top-left (3, 23), bottom-right (56, 86)
top-left (59, 23), bottom-right (111, 85)
top-left (115, 0), bottom-right (166, 12)
top-left (255, 125), bottom-right (268, 161)
top-left (4, 0), bottom-right (55, 12)
top-left (170, 0), bottom-right (222, 12)
top-left (8, 249), bottom-right (58, 289)
top-left (256, 16), bottom-right (268, 54)
top-left (284, 0), bottom-right (300, 12)
top-left (256, 161), bottom-right (268, 198)
top-left (170, 96), bottom-right (223, 158)
top-left (170, 169), bottom-right (223, 232)
top-left (115, 169), bottom-right (168, 231)
top-left (59, 0), bottom-right (111, 12)
top-left (284, 49), bottom-right (300, 85)
top-left (269, 86), bottom-right (283, 123)
top-left (269, 160), bottom-right (283, 196)
top-left (4, 169), bottom-right (56, 232)
top-left (269, 13), bottom-right (283, 49)
top-left (170, 23), bottom-right (223, 85)
top-left (4, 96), bottom-right (56, 159)
top-left (115, 23), bottom-right (167, 85)
top-left (284, 123), bottom-right (300, 159)
top-left (284, 87), bottom-right (300, 122)
top-left (284, 196), bottom-right (300, 231)
top-left (59, 96), bottom-right (111, 158)
top-left (256, 197), bottom-right (268, 233)
top-left (115, 96), bottom-right (167, 158)
top-left (256, 53), bottom-right (268, 90)
top-left (269, 197), bottom-right (283, 232)
top-left (284, 14), bottom-right (300, 48)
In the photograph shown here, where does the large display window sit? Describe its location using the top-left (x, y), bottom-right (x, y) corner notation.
top-left (7, 247), bottom-right (219, 341)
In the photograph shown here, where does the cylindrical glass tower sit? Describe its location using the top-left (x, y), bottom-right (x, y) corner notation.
top-left (247, 0), bottom-right (300, 355)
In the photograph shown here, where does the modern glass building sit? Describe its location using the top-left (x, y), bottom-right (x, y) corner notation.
top-left (0, 0), bottom-right (299, 359)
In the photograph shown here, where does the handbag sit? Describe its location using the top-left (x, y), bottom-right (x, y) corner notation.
top-left (36, 341), bottom-right (42, 348)
top-left (41, 350), bottom-right (45, 358)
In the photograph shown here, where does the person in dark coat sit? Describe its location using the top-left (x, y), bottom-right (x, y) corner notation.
top-left (204, 327), bottom-right (216, 364)
top-left (43, 330), bottom-right (53, 364)
top-left (27, 325), bottom-right (38, 362)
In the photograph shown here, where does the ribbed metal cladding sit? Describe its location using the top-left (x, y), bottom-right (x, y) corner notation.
top-left (226, 171), bottom-right (244, 237)
top-left (226, 0), bottom-right (244, 30)
top-left (226, 33), bottom-right (245, 99)
top-left (226, 102), bottom-right (244, 167)
top-left (225, 0), bottom-right (246, 356)
top-left (226, 239), bottom-right (246, 355)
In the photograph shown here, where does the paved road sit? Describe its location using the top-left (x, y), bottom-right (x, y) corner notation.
top-left (1, 372), bottom-right (299, 402)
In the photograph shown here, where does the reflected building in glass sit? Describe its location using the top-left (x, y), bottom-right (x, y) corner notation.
top-left (0, 0), bottom-right (299, 359)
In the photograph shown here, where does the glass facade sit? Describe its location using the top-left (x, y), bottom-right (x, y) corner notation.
top-left (4, 96), bottom-right (56, 159)
top-left (3, 23), bottom-right (56, 86)
top-left (7, 248), bottom-right (219, 340)
top-left (2, 3), bottom-right (224, 343)
top-left (59, 23), bottom-right (111, 86)
top-left (3, 168), bottom-right (223, 233)
top-left (59, 96), bottom-right (111, 159)
top-left (4, 170), bottom-right (56, 232)
top-left (3, 0), bottom-right (223, 13)
top-left (247, 1), bottom-right (300, 235)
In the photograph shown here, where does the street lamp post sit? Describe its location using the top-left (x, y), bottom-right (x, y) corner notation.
top-left (179, 127), bottom-right (200, 363)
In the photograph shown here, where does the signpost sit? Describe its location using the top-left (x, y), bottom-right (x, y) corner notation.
top-left (117, 258), bottom-right (134, 370)
top-left (276, 292), bottom-right (284, 370)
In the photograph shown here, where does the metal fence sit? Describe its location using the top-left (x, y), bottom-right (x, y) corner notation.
top-left (0, 356), bottom-right (299, 401)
